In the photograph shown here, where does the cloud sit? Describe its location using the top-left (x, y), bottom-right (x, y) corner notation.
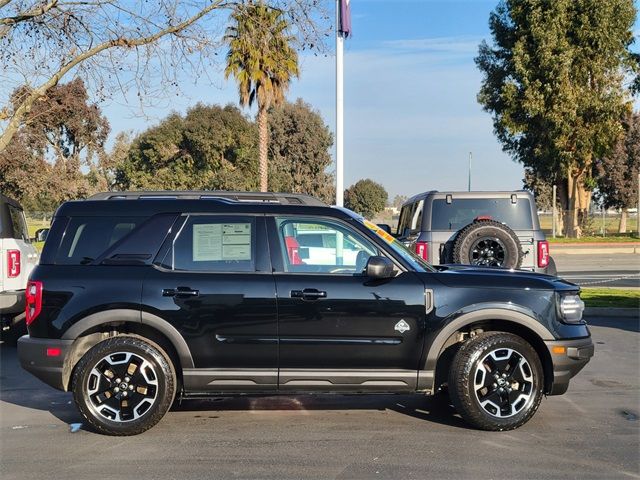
top-left (383, 35), bottom-right (484, 55)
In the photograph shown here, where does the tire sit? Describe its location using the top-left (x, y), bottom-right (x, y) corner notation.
top-left (72, 336), bottom-right (176, 436)
top-left (448, 332), bottom-right (544, 431)
top-left (452, 220), bottom-right (523, 269)
top-left (0, 313), bottom-right (26, 346)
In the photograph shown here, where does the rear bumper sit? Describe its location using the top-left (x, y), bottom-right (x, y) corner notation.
top-left (545, 336), bottom-right (594, 395)
top-left (17, 336), bottom-right (73, 391)
top-left (0, 290), bottom-right (25, 315)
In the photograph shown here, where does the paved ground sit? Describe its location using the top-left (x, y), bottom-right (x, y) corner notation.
top-left (555, 253), bottom-right (640, 287)
top-left (1, 316), bottom-right (638, 480)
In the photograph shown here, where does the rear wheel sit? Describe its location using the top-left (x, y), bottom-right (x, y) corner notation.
top-left (448, 332), bottom-right (543, 431)
top-left (72, 336), bottom-right (175, 436)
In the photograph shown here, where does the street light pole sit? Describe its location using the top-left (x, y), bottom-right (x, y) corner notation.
top-left (468, 152), bottom-right (472, 192)
top-left (335, 0), bottom-right (344, 207)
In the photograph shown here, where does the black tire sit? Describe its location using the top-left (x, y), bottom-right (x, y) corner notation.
top-left (72, 336), bottom-right (176, 436)
top-left (448, 332), bottom-right (544, 431)
top-left (452, 220), bottom-right (523, 269)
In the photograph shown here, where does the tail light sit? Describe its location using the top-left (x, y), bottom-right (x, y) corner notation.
top-left (25, 280), bottom-right (43, 325)
top-left (7, 250), bottom-right (20, 278)
top-left (537, 240), bottom-right (550, 268)
top-left (415, 241), bottom-right (429, 261)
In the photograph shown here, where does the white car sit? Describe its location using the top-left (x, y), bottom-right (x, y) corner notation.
top-left (295, 229), bottom-right (363, 266)
top-left (1, 195), bottom-right (39, 341)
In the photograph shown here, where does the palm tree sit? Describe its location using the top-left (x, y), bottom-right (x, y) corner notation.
top-left (225, 2), bottom-right (299, 192)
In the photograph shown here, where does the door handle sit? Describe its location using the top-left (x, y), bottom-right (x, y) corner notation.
top-left (290, 288), bottom-right (327, 300)
top-left (162, 287), bottom-right (200, 297)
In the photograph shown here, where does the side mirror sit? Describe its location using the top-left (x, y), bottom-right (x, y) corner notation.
top-left (35, 228), bottom-right (49, 242)
top-left (366, 256), bottom-right (395, 279)
top-left (298, 247), bottom-right (310, 260)
top-left (376, 223), bottom-right (392, 235)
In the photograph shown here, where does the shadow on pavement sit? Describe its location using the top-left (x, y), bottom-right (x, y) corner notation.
top-left (1, 342), bottom-right (468, 432)
top-left (586, 316), bottom-right (639, 334)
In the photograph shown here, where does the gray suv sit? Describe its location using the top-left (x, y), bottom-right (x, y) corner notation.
top-left (395, 191), bottom-right (555, 275)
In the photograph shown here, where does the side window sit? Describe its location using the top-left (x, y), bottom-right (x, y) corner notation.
top-left (275, 217), bottom-right (378, 274)
top-left (164, 216), bottom-right (255, 272)
top-left (8, 205), bottom-right (29, 242)
top-left (55, 216), bottom-right (142, 264)
top-left (411, 200), bottom-right (424, 233)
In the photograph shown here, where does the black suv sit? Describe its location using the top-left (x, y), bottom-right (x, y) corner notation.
top-left (18, 191), bottom-right (593, 435)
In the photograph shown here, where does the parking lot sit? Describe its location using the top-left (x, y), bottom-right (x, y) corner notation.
top-left (1, 315), bottom-right (637, 480)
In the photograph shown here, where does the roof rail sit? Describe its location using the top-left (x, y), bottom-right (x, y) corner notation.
top-left (87, 190), bottom-right (327, 206)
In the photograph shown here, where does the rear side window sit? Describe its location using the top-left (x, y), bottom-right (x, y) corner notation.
top-left (430, 198), bottom-right (533, 231)
top-left (161, 215), bottom-right (256, 272)
top-left (55, 217), bottom-right (142, 264)
top-left (8, 205), bottom-right (29, 241)
top-left (396, 200), bottom-right (423, 236)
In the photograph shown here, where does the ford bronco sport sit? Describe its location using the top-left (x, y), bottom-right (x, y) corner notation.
top-left (395, 191), bottom-right (556, 274)
top-left (18, 191), bottom-right (593, 435)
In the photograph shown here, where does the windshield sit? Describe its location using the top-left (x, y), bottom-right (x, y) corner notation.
top-left (335, 207), bottom-right (434, 272)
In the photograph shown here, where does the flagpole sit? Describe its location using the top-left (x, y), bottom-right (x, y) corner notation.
top-left (335, 0), bottom-right (344, 207)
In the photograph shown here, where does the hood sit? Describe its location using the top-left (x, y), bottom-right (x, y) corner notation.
top-left (432, 264), bottom-right (579, 292)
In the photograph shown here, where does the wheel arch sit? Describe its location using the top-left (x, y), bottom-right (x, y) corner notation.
top-left (420, 308), bottom-right (554, 394)
top-left (60, 309), bottom-right (194, 391)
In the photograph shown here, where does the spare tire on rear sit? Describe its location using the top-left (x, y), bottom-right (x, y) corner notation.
top-left (452, 220), bottom-right (522, 269)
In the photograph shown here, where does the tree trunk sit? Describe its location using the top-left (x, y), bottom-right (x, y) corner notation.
top-left (563, 168), bottom-right (592, 238)
top-left (618, 208), bottom-right (628, 234)
top-left (257, 107), bottom-right (268, 192)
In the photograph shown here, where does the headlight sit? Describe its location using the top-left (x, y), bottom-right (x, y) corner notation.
top-left (559, 293), bottom-right (585, 323)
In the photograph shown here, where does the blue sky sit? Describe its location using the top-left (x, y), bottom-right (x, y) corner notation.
top-left (103, 0), bottom-right (640, 199)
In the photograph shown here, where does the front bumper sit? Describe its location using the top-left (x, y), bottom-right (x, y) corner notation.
top-left (17, 336), bottom-right (74, 391)
top-left (545, 336), bottom-right (594, 395)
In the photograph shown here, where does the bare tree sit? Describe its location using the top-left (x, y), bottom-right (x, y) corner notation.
top-left (0, 0), bottom-right (329, 152)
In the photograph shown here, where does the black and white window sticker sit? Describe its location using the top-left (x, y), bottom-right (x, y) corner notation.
top-left (192, 223), bottom-right (251, 261)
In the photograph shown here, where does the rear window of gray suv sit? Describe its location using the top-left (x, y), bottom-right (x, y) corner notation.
top-left (430, 198), bottom-right (533, 231)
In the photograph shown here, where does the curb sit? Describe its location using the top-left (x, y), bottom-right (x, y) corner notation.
top-left (584, 307), bottom-right (639, 318)
top-left (551, 246), bottom-right (640, 255)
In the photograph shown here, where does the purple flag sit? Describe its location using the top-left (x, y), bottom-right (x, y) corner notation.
top-left (339, 0), bottom-right (351, 38)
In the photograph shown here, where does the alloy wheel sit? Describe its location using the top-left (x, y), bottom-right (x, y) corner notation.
top-left (86, 351), bottom-right (159, 422)
top-left (473, 347), bottom-right (534, 418)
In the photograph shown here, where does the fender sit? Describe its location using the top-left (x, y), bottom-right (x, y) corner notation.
top-left (417, 306), bottom-right (554, 392)
top-left (62, 308), bottom-right (194, 369)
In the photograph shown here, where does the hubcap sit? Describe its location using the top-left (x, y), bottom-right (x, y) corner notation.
top-left (470, 237), bottom-right (506, 267)
top-left (473, 348), bottom-right (534, 418)
top-left (86, 352), bottom-right (159, 422)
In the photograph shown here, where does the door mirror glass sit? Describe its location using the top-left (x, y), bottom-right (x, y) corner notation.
top-left (366, 256), bottom-right (395, 279)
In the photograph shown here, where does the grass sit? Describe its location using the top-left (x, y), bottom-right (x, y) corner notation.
top-left (27, 217), bottom-right (50, 252)
top-left (580, 288), bottom-right (640, 309)
top-left (549, 236), bottom-right (639, 243)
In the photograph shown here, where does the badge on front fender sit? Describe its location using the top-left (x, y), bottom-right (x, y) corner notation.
top-left (394, 320), bottom-right (410, 333)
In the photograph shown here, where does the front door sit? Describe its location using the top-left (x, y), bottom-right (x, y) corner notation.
top-left (142, 214), bottom-right (278, 393)
top-left (267, 216), bottom-right (428, 393)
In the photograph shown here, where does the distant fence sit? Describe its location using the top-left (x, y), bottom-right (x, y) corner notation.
top-left (539, 210), bottom-right (639, 237)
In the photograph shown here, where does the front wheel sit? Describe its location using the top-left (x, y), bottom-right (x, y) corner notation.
top-left (448, 332), bottom-right (543, 431)
top-left (72, 336), bottom-right (176, 436)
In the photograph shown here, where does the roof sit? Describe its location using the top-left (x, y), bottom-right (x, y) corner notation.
top-left (87, 190), bottom-right (327, 206)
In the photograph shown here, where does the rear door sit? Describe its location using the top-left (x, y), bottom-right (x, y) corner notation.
top-left (142, 214), bottom-right (278, 393)
top-left (268, 215), bottom-right (428, 393)
top-left (2, 203), bottom-right (38, 293)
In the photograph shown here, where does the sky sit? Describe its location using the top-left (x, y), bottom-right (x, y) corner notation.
top-left (103, 0), bottom-right (640, 199)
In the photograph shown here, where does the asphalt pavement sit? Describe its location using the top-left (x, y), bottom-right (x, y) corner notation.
top-left (1, 316), bottom-right (638, 480)
top-left (554, 253), bottom-right (640, 287)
